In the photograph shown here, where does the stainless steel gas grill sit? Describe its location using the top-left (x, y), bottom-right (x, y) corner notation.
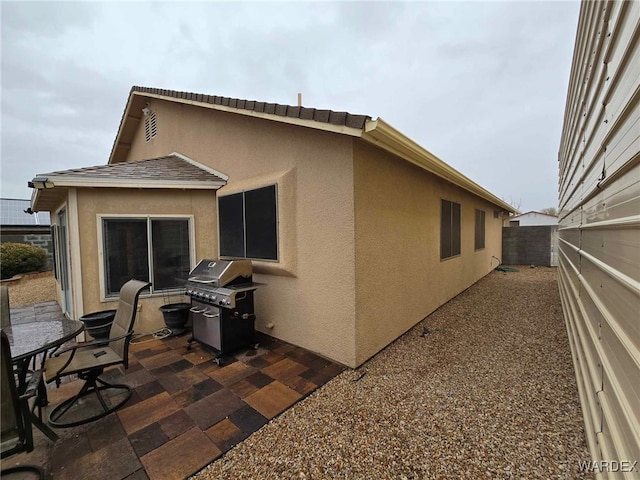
top-left (185, 259), bottom-right (263, 364)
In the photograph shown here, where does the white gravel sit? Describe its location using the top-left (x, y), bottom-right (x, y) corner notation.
top-left (193, 267), bottom-right (591, 479)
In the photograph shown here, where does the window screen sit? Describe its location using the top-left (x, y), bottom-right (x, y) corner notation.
top-left (245, 186), bottom-right (277, 260)
top-left (441, 199), bottom-right (461, 260)
top-left (103, 219), bottom-right (149, 295)
top-left (219, 185), bottom-right (278, 261)
top-left (475, 209), bottom-right (486, 250)
top-left (151, 219), bottom-right (191, 289)
top-left (219, 194), bottom-right (245, 258)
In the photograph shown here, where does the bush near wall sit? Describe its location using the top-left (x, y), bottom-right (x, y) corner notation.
top-left (0, 232), bottom-right (54, 270)
top-left (0, 242), bottom-right (48, 280)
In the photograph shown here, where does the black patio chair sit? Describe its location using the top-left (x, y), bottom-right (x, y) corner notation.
top-left (0, 330), bottom-right (45, 479)
top-left (44, 279), bottom-right (150, 428)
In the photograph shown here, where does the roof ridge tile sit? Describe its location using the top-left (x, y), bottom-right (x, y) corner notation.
top-left (111, 87), bottom-right (371, 164)
top-left (129, 86), bottom-right (369, 128)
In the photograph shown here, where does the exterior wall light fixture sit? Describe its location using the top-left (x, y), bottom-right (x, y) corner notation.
top-left (29, 176), bottom-right (54, 189)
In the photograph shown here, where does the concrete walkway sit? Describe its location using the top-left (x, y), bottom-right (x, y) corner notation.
top-left (8, 300), bottom-right (64, 324)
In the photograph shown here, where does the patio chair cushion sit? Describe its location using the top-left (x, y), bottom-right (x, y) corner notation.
top-left (44, 346), bottom-right (123, 382)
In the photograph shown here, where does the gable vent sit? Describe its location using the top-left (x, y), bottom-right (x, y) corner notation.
top-left (144, 111), bottom-right (157, 142)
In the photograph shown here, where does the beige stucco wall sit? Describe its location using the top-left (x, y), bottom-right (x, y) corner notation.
top-left (125, 100), bottom-right (358, 366)
top-left (75, 188), bottom-right (217, 335)
top-left (353, 140), bottom-right (503, 365)
top-left (44, 98), bottom-right (506, 368)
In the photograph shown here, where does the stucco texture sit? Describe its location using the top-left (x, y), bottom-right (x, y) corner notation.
top-left (126, 100), bottom-right (358, 366)
top-left (353, 140), bottom-right (503, 365)
top-left (45, 97), bottom-right (508, 369)
top-left (75, 188), bottom-right (217, 335)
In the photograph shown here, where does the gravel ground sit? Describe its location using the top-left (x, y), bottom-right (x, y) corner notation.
top-left (3, 270), bottom-right (57, 307)
top-left (193, 267), bottom-right (591, 480)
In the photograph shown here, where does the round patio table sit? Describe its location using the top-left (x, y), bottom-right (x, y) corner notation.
top-left (3, 318), bottom-right (83, 362)
top-left (2, 318), bottom-right (84, 441)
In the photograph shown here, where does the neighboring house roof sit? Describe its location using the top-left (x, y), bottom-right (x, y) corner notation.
top-left (30, 153), bottom-right (227, 212)
top-left (109, 86), bottom-right (515, 213)
top-left (510, 211), bottom-right (558, 219)
top-left (0, 198), bottom-right (50, 226)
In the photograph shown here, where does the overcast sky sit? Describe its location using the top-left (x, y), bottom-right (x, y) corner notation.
top-left (1, 1), bottom-right (579, 212)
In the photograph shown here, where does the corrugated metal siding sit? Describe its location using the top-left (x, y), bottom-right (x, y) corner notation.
top-left (558, 0), bottom-right (640, 476)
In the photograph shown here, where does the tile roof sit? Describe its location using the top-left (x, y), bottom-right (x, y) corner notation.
top-left (39, 154), bottom-right (225, 184)
top-left (131, 86), bottom-right (371, 129)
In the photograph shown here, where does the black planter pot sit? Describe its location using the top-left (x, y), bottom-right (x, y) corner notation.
top-left (80, 309), bottom-right (117, 341)
top-left (159, 303), bottom-right (190, 335)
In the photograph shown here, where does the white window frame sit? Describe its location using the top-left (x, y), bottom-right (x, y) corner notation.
top-left (97, 214), bottom-right (195, 301)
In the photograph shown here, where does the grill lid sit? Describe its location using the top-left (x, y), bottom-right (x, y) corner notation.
top-left (187, 259), bottom-right (252, 287)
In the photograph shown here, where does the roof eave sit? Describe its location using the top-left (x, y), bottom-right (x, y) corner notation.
top-left (29, 177), bottom-right (225, 212)
top-left (35, 176), bottom-right (227, 190)
top-left (107, 89), bottom-right (513, 213)
top-left (108, 91), bottom-right (364, 165)
top-left (361, 118), bottom-right (516, 213)
top-left (30, 187), bottom-right (40, 211)
top-left (108, 88), bottom-right (142, 165)
top-left (149, 92), bottom-right (365, 136)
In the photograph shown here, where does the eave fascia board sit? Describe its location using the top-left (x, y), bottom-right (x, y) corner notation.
top-left (362, 118), bottom-right (515, 213)
top-left (30, 188), bottom-right (40, 211)
top-left (108, 90), bottom-right (139, 164)
top-left (134, 92), bottom-right (364, 137)
top-left (32, 175), bottom-right (226, 190)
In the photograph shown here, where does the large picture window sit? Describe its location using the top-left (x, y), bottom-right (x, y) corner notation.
top-left (441, 199), bottom-right (461, 260)
top-left (102, 217), bottom-right (192, 296)
top-left (219, 185), bottom-right (278, 261)
top-left (475, 209), bottom-right (486, 250)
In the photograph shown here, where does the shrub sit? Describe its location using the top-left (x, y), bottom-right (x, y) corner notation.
top-left (0, 242), bottom-right (48, 280)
